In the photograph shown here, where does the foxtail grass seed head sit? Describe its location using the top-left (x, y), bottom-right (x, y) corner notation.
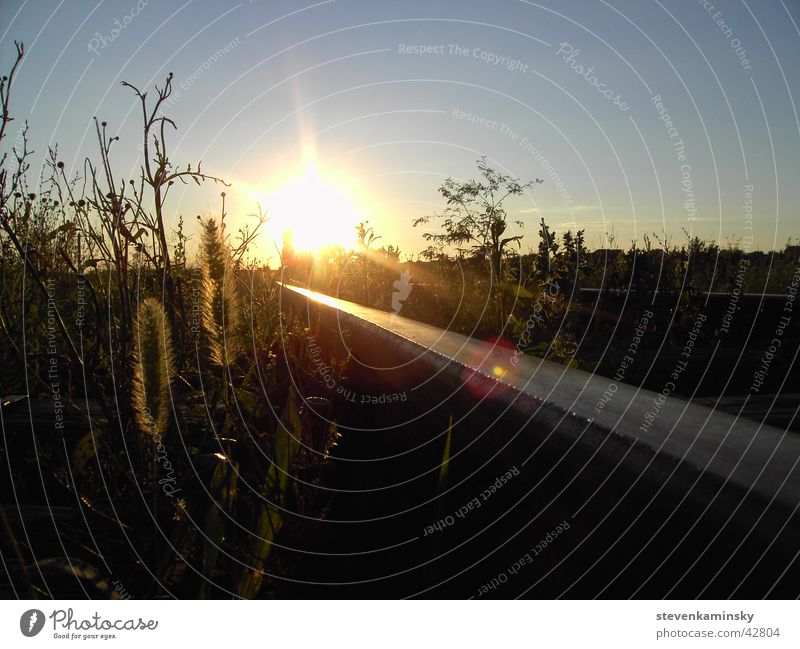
top-left (132, 298), bottom-right (175, 438)
top-left (199, 217), bottom-right (241, 365)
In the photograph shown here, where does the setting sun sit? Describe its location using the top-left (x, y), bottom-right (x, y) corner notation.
top-left (260, 159), bottom-right (363, 254)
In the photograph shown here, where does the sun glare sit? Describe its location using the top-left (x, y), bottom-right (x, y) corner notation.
top-left (262, 159), bottom-right (363, 254)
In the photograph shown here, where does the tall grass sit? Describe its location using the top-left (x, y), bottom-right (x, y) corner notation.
top-left (0, 43), bottom-right (340, 598)
top-left (131, 297), bottom-right (175, 439)
top-left (199, 216), bottom-right (241, 367)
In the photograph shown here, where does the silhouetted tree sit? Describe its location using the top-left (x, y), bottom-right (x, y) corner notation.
top-left (413, 157), bottom-right (541, 327)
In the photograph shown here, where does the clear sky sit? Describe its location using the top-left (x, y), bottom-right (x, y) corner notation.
top-left (1, 0), bottom-right (798, 261)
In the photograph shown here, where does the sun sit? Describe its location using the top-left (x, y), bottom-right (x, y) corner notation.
top-left (263, 160), bottom-right (363, 254)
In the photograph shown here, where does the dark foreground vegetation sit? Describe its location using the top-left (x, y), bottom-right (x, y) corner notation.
top-left (1, 43), bottom-right (341, 598)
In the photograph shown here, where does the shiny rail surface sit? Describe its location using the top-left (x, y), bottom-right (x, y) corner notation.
top-left (279, 283), bottom-right (800, 597)
top-left (282, 283), bottom-right (800, 509)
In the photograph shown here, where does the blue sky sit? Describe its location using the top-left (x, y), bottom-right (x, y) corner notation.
top-left (1, 0), bottom-right (798, 260)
